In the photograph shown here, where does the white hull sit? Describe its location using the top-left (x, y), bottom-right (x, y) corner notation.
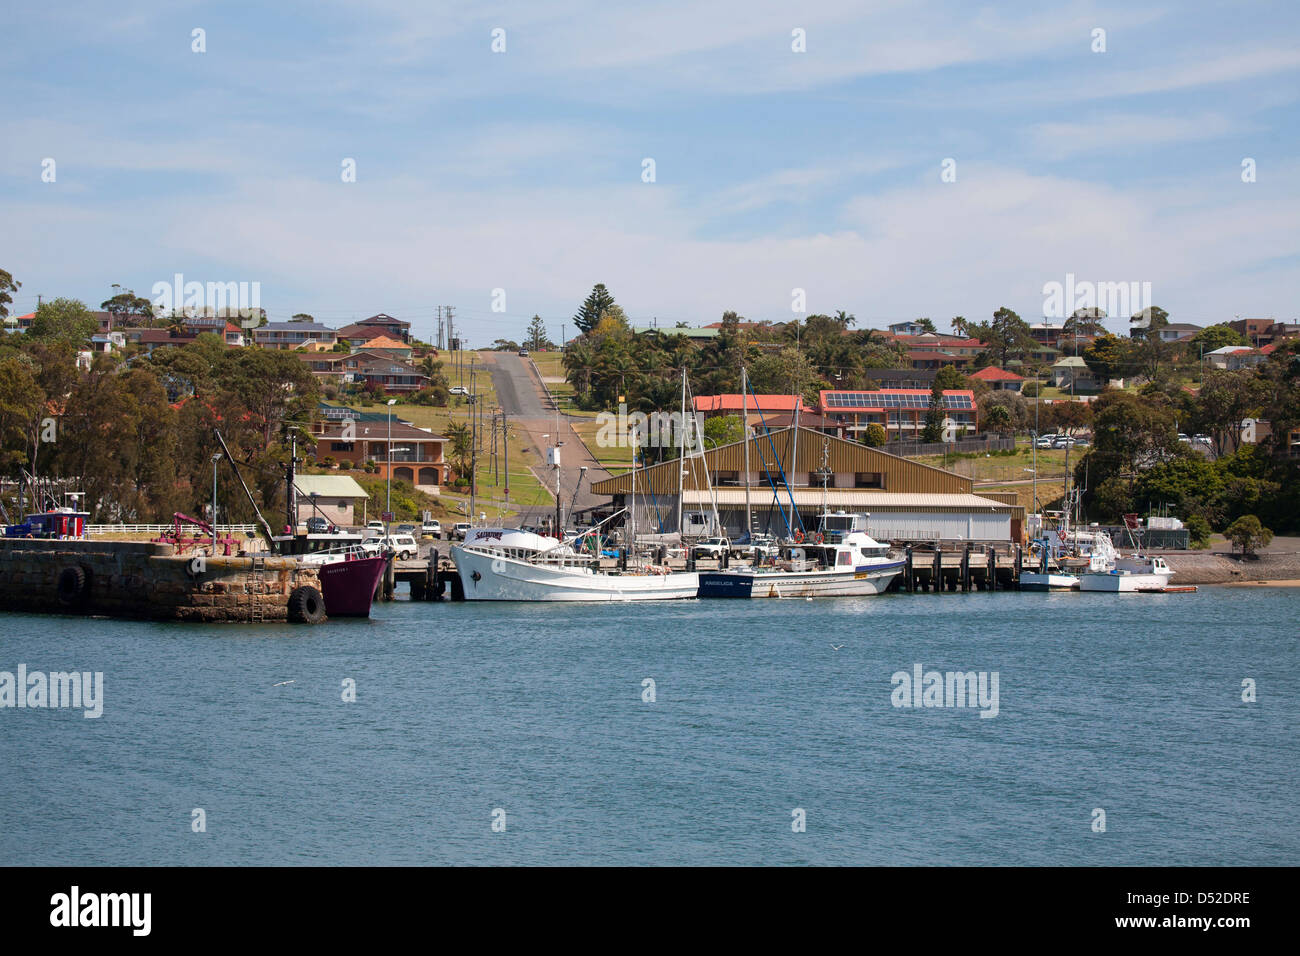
top-left (453, 546), bottom-right (699, 602)
top-left (1077, 571), bottom-right (1173, 592)
top-left (699, 562), bottom-right (903, 598)
top-left (1019, 572), bottom-right (1079, 591)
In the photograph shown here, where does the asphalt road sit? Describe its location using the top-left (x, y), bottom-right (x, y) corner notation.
top-left (480, 352), bottom-right (611, 519)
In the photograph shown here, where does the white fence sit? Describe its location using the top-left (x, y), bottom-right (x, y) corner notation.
top-left (86, 524), bottom-right (259, 535)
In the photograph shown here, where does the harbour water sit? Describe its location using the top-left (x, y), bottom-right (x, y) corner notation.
top-left (2, 588), bottom-right (1296, 866)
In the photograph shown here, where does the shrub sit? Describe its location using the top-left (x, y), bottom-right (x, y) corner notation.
top-left (1224, 514), bottom-right (1273, 556)
top-left (1185, 514), bottom-right (1212, 550)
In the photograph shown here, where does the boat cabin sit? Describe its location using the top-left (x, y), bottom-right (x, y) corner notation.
top-left (4, 509), bottom-right (90, 539)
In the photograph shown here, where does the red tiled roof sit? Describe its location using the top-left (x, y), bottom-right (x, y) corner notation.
top-left (693, 394), bottom-right (803, 412)
top-left (969, 366), bottom-right (1025, 381)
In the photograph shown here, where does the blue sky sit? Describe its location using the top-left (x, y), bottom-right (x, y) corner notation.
top-left (1, 0), bottom-right (1296, 345)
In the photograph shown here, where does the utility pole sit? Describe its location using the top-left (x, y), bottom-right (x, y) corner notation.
top-left (436, 306), bottom-right (444, 352)
top-left (502, 411), bottom-right (509, 505)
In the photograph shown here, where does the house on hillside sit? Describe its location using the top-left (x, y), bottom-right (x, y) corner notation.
top-left (818, 388), bottom-right (978, 441)
top-left (311, 410), bottom-right (449, 492)
top-left (1049, 356), bottom-right (1100, 391)
top-left (1203, 346), bottom-right (1266, 371)
top-left (968, 366), bottom-right (1024, 392)
top-left (254, 320), bottom-right (338, 350)
top-left (336, 313), bottom-right (411, 345)
top-left (291, 474), bottom-right (369, 529)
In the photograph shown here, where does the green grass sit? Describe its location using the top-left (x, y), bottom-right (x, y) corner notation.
top-left (913, 443), bottom-right (1078, 482)
top-left (571, 418), bottom-right (635, 469)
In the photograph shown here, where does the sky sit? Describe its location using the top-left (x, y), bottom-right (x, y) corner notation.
top-left (1, 0), bottom-right (1297, 345)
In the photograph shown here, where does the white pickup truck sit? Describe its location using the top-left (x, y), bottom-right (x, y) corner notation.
top-left (690, 537), bottom-right (732, 560)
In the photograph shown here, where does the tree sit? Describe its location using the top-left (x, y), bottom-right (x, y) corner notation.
top-left (1044, 400), bottom-right (1093, 437)
top-left (1130, 305), bottom-right (1174, 379)
top-left (100, 286), bottom-right (154, 328)
top-left (1185, 514), bottom-right (1212, 550)
top-left (27, 298), bottom-right (98, 346)
top-left (1224, 514), bottom-right (1272, 556)
top-left (966, 307), bottom-right (1037, 367)
top-left (1083, 333), bottom-right (1134, 383)
top-left (1189, 324), bottom-right (1247, 356)
top-left (446, 421), bottom-right (472, 478)
top-left (525, 315), bottom-right (554, 351)
top-left (702, 414), bottom-right (744, 448)
top-left (1062, 308), bottom-right (1107, 355)
top-left (862, 423), bottom-right (887, 447)
top-left (747, 348), bottom-right (824, 405)
top-left (983, 403), bottom-right (1013, 436)
top-left (291, 313), bottom-right (315, 322)
top-left (914, 317), bottom-right (937, 334)
top-left (933, 365), bottom-right (969, 391)
top-left (922, 379), bottom-right (946, 443)
top-left (950, 316), bottom-right (969, 336)
top-left (1191, 370), bottom-right (1266, 456)
top-left (0, 267), bottom-right (19, 323)
top-left (491, 338), bottom-right (520, 351)
top-left (573, 283), bottom-right (618, 335)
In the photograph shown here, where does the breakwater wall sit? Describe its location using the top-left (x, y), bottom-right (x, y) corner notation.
top-left (0, 539), bottom-right (322, 623)
top-left (1160, 550), bottom-right (1300, 585)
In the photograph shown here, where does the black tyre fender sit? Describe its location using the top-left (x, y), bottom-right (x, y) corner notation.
top-left (56, 565), bottom-right (89, 607)
top-left (287, 585), bottom-right (326, 624)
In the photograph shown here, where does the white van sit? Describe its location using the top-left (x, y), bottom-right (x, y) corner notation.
top-left (362, 534), bottom-right (420, 560)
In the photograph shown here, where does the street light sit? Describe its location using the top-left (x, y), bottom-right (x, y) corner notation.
top-left (210, 452), bottom-right (223, 555)
top-left (386, 398), bottom-right (397, 535)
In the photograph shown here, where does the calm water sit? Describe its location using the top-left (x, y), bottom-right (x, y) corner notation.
top-left (1, 587), bottom-right (1296, 866)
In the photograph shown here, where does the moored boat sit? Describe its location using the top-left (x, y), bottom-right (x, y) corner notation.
top-left (698, 512), bottom-right (903, 599)
top-left (452, 526), bottom-right (699, 602)
top-left (1077, 551), bottom-right (1174, 593)
top-left (277, 532), bottom-right (389, 617)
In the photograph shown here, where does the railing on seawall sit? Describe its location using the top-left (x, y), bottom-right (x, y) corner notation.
top-left (86, 523), bottom-right (259, 535)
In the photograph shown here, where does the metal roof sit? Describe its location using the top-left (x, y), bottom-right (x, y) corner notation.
top-left (681, 489), bottom-right (1021, 513)
top-left (292, 475), bottom-right (369, 499)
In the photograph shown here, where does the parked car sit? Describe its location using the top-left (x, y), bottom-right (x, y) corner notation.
top-left (366, 520), bottom-right (384, 532)
top-left (453, 522), bottom-right (472, 541)
top-left (449, 385), bottom-right (469, 396)
top-left (395, 523), bottom-right (417, 535)
top-left (422, 520), bottom-right (442, 538)
top-left (1177, 433), bottom-right (1191, 443)
top-left (1052, 436), bottom-right (1077, 448)
top-left (731, 534), bottom-right (776, 561)
top-left (1034, 434), bottom-right (1057, 448)
top-left (1194, 434), bottom-right (1212, 446)
top-left (518, 348), bottom-right (529, 357)
top-left (305, 516), bottom-right (331, 534)
top-left (691, 537), bottom-right (732, 560)
top-left (362, 534), bottom-right (419, 560)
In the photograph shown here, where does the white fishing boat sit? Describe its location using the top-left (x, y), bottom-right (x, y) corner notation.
top-left (451, 524), bottom-right (699, 602)
top-left (1077, 550), bottom-right (1175, 592)
top-left (1018, 569), bottom-right (1079, 592)
top-left (697, 512), bottom-right (903, 598)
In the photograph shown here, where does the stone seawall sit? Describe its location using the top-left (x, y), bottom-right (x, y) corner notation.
top-left (1160, 550), bottom-right (1300, 585)
top-left (0, 540), bottom-right (321, 623)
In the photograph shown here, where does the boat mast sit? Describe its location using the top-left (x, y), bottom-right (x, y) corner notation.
top-left (742, 366), bottom-right (752, 540)
top-left (676, 366), bottom-right (686, 539)
top-left (213, 429), bottom-right (277, 550)
top-left (787, 386), bottom-right (800, 534)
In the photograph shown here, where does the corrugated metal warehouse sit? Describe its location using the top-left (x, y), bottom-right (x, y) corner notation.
top-left (588, 426), bottom-right (1024, 543)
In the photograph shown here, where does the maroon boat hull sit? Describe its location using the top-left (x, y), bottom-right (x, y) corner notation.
top-left (317, 555), bottom-right (390, 617)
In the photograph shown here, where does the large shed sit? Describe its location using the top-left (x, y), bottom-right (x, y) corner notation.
top-left (588, 426), bottom-right (1023, 543)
